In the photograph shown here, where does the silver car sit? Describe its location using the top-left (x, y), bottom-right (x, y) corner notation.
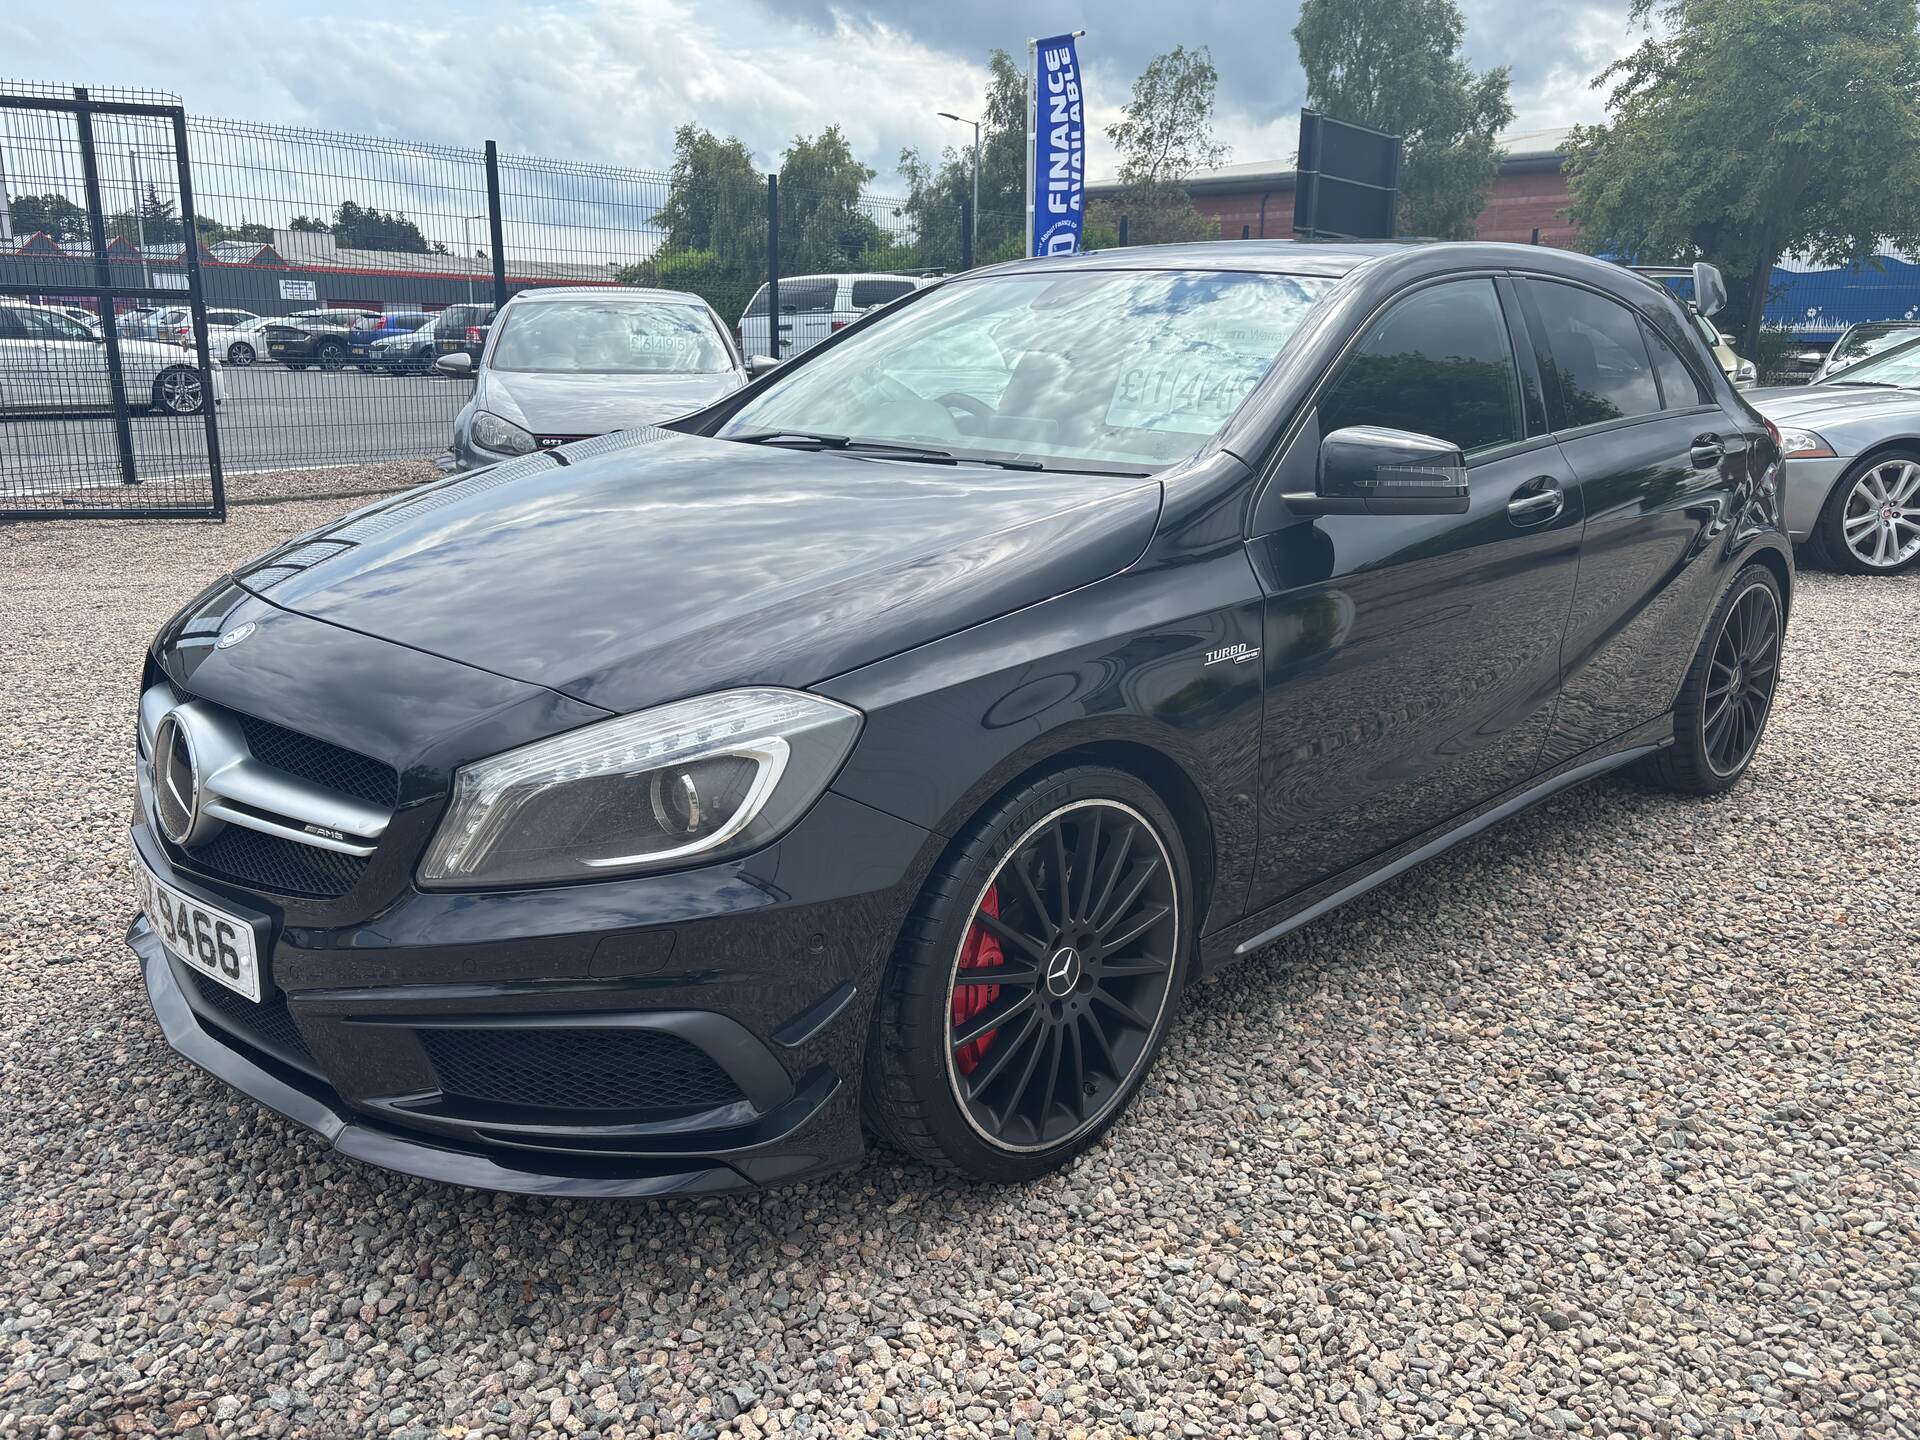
top-left (441, 287), bottom-right (746, 470)
top-left (1751, 338), bottom-right (1920, 573)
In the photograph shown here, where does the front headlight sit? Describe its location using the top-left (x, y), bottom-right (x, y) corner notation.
top-left (471, 409), bottom-right (536, 456)
top-left (1732, 359), bottom-right (1757, 385)
top-left (418, 688), bottom-right (861, 888)
top-left (1777, 427), bottom-right (1836, 459)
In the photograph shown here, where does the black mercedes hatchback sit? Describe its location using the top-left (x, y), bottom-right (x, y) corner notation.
top-left (130, 242), bottom-right (1791, 1194)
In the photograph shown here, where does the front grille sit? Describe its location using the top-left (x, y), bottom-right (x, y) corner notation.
top-left (186, 824), bottom-right (368, 899)
top-left (421, 1027), bottom-right (746, 1115)
top-left (189, 971), bottom-right (315, 1069)
top-left (227, 710), bottom-right (398, 809)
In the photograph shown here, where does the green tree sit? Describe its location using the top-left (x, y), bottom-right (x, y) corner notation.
top-left (8, 191), bottom-right (88, 241)
top-left (619, 125), bottom-right (767, 317)
top-left (1104, 44), bottom-right (1228, 244)
top-left (1566, 0), bottom-right (1920, 350)
top-left (898, 49), bottom-right (1031, 265)
top-left (1293, 0), bottom-right (1514, 238)
top-left (329, 199), bottom-right (430, 252)
top-left (288, 214), bottom-right (329, 233)
top-left (658, 124), bottom-right (762, 252)
top-left (778, 126), bottom-right (885, 273)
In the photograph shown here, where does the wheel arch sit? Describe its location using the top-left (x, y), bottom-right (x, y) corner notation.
top-left (914, 735), bottom-right (1221, 942)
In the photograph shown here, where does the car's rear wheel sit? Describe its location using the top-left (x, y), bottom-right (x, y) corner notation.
top-left (865, 765), bottom-right (1190, 1182)
top-left (1642, 565), bottom-right (1783, 794)
top-left (152, 365), bottom-right (206, 415)
top-left (226, 342), bottom-right (255, 367)
top-left (316, 341), bottom-right (347, 371)
top-left (1817, 450), bottom-right (1920, 574)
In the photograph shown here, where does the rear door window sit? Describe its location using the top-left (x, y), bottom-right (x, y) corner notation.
top-left (1521, 279), bottom-right (1662, 429)
top-left (1644, 322), bottom-right (1708, 409)
top-left (850, 279), bottom-right (916, 309)
top-left (1317, 278), bottom-right (1522, 454)
top-left (778, 280), bottom-right (836, 313)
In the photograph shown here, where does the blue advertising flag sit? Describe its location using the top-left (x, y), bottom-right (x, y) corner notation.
top-left (1032, 34), bottom-right (1086, 256)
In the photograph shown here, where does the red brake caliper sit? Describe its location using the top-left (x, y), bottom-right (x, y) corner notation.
top-left (952, 885), bottom-right (1004, 1074)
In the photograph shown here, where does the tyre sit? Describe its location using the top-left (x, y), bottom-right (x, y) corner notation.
top-left (1641, 565), bottom-right (1783, 794)
top-left (226, 342), bottom-right (255, 367)
top-left (152, 365), bottom-right (207, 416)
top-left (317, 342), bottom-right (347, 371)
top-left (864, 764), bottom-right (1190, 1182)
top-left (1814, 449), bottom-right (1920, 574)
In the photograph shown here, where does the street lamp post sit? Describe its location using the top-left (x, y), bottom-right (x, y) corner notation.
top-left (460, 213), bottom-right (485, 302)
top-left (936, 111), bottom-right (980, 265)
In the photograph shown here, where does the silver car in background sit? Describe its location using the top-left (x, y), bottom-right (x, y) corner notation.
top-left (1751, 338), bottom-right (1920, 573)
top-left (441, 287), bottom-right (746, 470)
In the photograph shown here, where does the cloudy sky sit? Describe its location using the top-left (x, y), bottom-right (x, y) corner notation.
top-left (3, 0), bottom-right (1636, 191)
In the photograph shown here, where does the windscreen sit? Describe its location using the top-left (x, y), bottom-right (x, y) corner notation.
top-left (490, 300), bottom-right (733, 375)
top-left (1825, 336), bottom-right (1920, 388)
top-left (719, 269), bottom-right (1335, 469)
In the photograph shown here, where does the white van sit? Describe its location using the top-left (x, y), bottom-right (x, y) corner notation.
top-left (736, 272), bottom-right (929, 360)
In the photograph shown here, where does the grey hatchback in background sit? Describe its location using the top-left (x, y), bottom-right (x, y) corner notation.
top-left (443, 287), bottom-right (746, 470)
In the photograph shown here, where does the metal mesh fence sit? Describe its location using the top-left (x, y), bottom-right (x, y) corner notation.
top-left (2, 86), bottom-right (226, 514)
top-left (2, 83), bottom-right (985, 515)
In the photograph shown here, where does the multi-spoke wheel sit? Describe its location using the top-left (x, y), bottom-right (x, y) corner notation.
top-left (152, 365), bottom-right (206, 415)
top-left (1819, 451), bottom-right (1920, 574)
top-left (1643, 566), bottom-right (1784, 794)
top-left (866, 767), bottom-right (1190, 1180)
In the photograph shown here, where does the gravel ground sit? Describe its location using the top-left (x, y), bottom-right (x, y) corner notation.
top-left (2, 496), bottom-right (1916, 1439)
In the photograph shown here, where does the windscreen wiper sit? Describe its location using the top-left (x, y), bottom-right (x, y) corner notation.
top-left (1825, 380), bottom-right (1898, 388)
top-left (728, 428), bottom-right (851, 447)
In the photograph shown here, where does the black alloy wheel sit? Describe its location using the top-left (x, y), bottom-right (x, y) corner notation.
top-left (866, 767), bottom-right (1190, 1180)
top-left (1701, 581), bottom-right (1781, 776)
top-left (1643, 566), bottom-right (1783, 794)
top-left (317, 341), bottom-right (347, 370)
top-left (226, 342), bottom-right (255, 366)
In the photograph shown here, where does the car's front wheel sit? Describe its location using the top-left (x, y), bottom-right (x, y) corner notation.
top-left (152, 365), bottom-right (207, 415)
top-left (226, 342), bottom-right (255, 367)
top-left (865, 765), bottom-right (1190, 1182)
top-left (1817, 450), bottom-right (1920, 574)
top-left (316, 341), bottom-right (347, 371)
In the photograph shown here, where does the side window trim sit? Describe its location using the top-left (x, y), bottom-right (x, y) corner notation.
top-left (1514, 273), bottom-right (1689, 439)
top-left (1316, 274), bottom-right (1525, 458)
top-left (1494, 274), bottom-right (1550, 438)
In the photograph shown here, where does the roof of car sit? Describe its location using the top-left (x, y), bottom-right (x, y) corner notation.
top-left (973, 238), bottom-right (1636, 284)
top-left (510, 286), bottom-right (713, 307)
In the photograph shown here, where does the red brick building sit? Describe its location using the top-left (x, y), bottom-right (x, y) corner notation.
top-left (1089, 127), bottom-right (1576, 246)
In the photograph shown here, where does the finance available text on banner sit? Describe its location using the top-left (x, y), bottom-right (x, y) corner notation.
top-left (1032, 34), bottom-right (1086, 257)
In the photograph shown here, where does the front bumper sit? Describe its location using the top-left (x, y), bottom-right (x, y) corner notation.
top-left (128, 781), bottom-right (936, 1195)
top-left (1782, 454), bottom-right (1850, 540)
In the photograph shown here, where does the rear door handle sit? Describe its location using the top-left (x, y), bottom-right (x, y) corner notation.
top-left (1508, 477), bottom-right (1565, 525)
top-left (1690, 434), bottom-right (1725, 469)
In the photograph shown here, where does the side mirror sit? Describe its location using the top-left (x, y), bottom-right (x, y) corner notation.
top-left (1285, 425), bottom-right (1470, 517)
top-left (746, 353), bottom-right (781, 378)
top-left (435, 352), bottom-right (473, 377)
top-left (1692, 261), bottom-right (1728, 319)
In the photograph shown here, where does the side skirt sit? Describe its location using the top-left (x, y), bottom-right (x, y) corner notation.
top-left (1199, 713), bottom-right (1674, 974)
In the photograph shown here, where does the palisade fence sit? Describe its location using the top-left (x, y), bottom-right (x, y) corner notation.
top-left (1, 80), bottom-right (1014, 515)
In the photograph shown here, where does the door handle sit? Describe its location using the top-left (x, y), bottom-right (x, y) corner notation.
top-left (1507, 478), bottom-right (1565, 525)
top-left (1690, 434), bottom-right (1725, 469)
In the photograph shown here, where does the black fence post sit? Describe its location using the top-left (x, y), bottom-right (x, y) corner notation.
top-left (169, 106), bottom-right (225, 517)
top-left (961, 196), bottom-right (973, 271)
top-left (72, 86), bottom-right (140, 488)
top-left (1117, 214), bottom-right (1129, 248)
top-left (766, 173), bottom-right (780, 360)
top-left (484, 140), bottom-right (508, 308)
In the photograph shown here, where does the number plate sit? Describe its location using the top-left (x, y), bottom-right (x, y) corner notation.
top-left (132, 848), bottom-right (261, 1002)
